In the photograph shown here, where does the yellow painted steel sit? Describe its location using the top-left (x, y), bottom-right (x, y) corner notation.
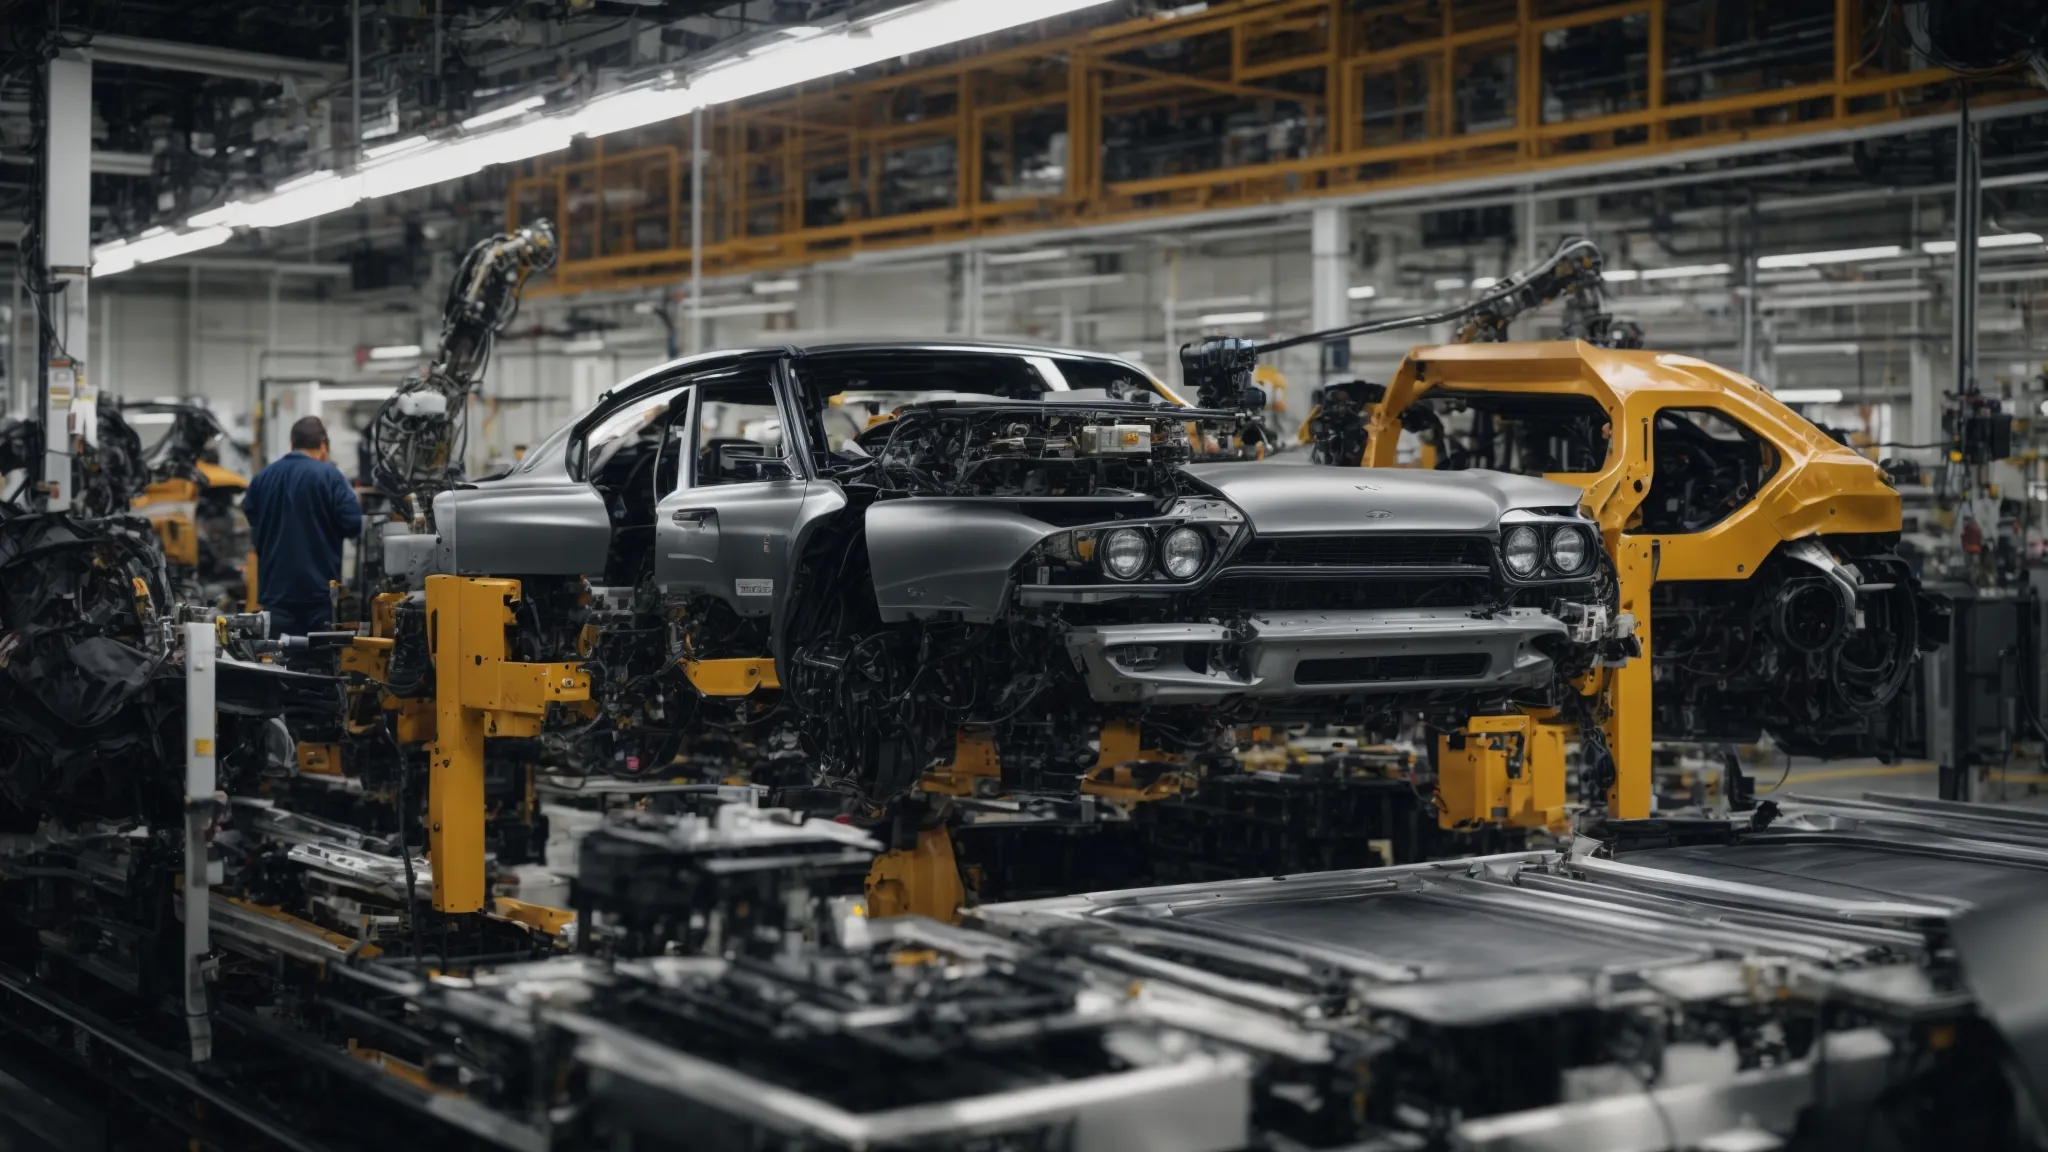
top-left (133, 479), bottom-right (201, 566)
top-left (1436, 713), bottom-right (1567, 830)
top-left (865, 828), bottom-right (967, 922)
top-left (425, 575), bottom-right (590, 914)
top-left (195, 461), bottom-right (248, 491)
top-left (681, 657), bottom-right (782, 696)
top-left (491, 896), bottom-right (576, 937)
top-left (504, 0), bottom-right (2012, 295)
top-left (296, 743), bottom-right (344, 779)
top-left (918, 728), bottom-right (1002, 797)
top-left (1366, 341), bottom-right (1902, 819)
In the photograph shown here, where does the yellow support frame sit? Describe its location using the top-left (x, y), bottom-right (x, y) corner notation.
top-left (504, 0), bottom-right (2016, 294)
top-left (1364, 341), bottom-right (1900, 820)
top-left (425, 575), bottom-right (591, 913)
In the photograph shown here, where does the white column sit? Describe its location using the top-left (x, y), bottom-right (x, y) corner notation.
top-left (1311, 205), bottom-right (1351, 391)
top-left (41, 49), bottom-right (92, 510)
top-left (182, 622), bottom-right (218, 1063)
top-left (688, 107), bottom-right (705, 355)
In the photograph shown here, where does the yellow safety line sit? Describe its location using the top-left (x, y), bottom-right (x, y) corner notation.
top-left (1764, 762), bottom-right (1936, 789)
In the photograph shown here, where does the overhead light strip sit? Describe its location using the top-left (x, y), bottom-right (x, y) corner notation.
top-left (1921, 232), bottom-right (2043, 255)
top-left (1755, 245), bottom-right (1902, 269)
top-left (94, 0), bottom-right (1121, 276)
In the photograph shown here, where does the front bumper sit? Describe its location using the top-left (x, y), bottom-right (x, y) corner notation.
top-left (1063, 607), bottom-right (1567, 705)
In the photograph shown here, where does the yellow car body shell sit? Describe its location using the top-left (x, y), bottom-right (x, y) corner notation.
top-left (1364, 341), bottom-right (1902, 818)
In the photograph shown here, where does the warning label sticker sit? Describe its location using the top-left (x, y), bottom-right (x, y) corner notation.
top-left (735, 579), bottom-right (774, 597)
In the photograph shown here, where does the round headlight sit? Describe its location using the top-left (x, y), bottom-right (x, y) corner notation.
top-left (1548, 526), bottom-right (1590, 574)
top-left (1160, 527), bottom-right (1207, 580)
top-left (1101, 528), bottom-right (1151, 581)
top-left (1502, 525), bottom-right (1543, 577)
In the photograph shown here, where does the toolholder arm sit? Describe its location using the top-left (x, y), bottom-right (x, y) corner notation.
top-left (367, 220), bottom-right (559, 506)
top-left (1178, 236), bottom-right (1627, 410)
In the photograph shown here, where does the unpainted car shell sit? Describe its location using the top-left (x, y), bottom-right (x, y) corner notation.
top-left (414, 343), bottom-right (1599, 704)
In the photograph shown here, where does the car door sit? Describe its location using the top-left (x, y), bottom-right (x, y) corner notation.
top-left (653, 360), bottom-right (814, 622)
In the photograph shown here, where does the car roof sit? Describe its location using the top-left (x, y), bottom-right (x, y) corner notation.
top-left (793, 340), bottom-right (1140, 364)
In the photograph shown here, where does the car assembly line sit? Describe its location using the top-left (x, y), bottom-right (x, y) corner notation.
top-left (4, 3), bottom-right (2046, 1148)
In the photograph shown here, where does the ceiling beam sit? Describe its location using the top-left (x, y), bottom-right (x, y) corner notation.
top-left (87, 34), bottom-right (347, 85)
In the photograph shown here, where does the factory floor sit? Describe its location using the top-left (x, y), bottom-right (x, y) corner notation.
top-left (4, 759), bottom-right (2043, 1151)
top-left (1755, 755), bottom-right (2048, 809)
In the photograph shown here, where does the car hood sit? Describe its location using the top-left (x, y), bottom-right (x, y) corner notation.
top-left (1180, 463), bottom-right (1584, 535)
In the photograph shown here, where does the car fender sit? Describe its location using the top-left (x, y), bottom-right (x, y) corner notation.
top-left (865, 499), bottom-right (1052, 624)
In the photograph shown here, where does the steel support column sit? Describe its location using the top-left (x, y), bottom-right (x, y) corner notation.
top-left (689, 107), bottom-right (705, 355)
top-left (182, 622), bottom-right (217, 1063)
top-left (1952, 97), bottom-right (1980, 395)
top-left (40, 49), bottom-right (92, 512)
top-left (1310, 204), bottom-right (1350, 384)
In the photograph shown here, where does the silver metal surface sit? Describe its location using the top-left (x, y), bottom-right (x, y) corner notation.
top-left (1065, 607), bottom-right (1564, 704)
top-left (1453, 1028), bottom-right (1895, 1152)
top-left (182, 623), bottom-right (216, 1062)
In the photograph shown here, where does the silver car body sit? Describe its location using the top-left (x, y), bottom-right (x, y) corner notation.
top-left (408, 342), bottom-right (1599, 705)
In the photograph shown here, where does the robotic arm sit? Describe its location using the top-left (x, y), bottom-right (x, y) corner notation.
top-left (366, 220), bottom-right (559, 513)
top-left (1179, 236), bottom-right (1633, 411)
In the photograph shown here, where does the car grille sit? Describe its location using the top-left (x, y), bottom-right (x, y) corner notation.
top-left (1295, 653), bottom-right (1491, 685)
top-left (1231, 534), bottom-right (1491, 568)
top-left (1191, 576), bottom-right (1491, 615)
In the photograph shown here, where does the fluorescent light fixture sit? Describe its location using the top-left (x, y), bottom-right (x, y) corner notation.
top-left (366, 344), bottom-right (424, 361)
top-left (91, 225), bottom-right (232, 277)
top-left (462, 95), bottom-right (547, 130)
top-left (1756, 245), bottom-right (1902, 269)
top-left (575, 83), bottom-right (702, 137)
top-left (979, 273), bottom-right (1125, 296)
top-left (364, 135), bottom-right (432, 160)
top-left (560, 337), bottom-right (608, 354)
top-left (1167, 294), bottom-right (1255, 312)
top-left (107, 0), bottom-right (1123, 260)
top-left (1347, 285), bottom-right (1376, 300)
top-left (315, 386), bottom-right (404, 403)
top-left (685, 300), bottom-right (799, 319)
top-left (1775, 342), bottom-right (1861, 355)
top-left (1200, 311), bottom-right (1268, 326)
top-left (682, 0), bottom-right (1115, 110)
top-left (1433, 277), bottom-right (1467, 290)
top-left (1603, 269), bottom-right (1641, 282)
top-left (192, 170), bottom-right (361, 229)
top-left (1640, 262), bottom-right (1734, 280)
top-left (1759, 289), bottom-right (1933, 311)
top-left (985, 248), bottom-right (1070, 266)
top-left (752, 279), bottom-right (801, 295)
top-left (1469, 276), bottom-right (1498, 289)
top-left (1921, 232), bottom-right (2043, 255)
top-left (1771, 388), bottom-right (1845, 404)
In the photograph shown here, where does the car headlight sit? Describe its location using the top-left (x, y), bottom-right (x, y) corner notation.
top-left (1502, 525), bottom-right (1543, 577)
top-left (1160, 526), bottom-right (1206, 580)
top-left (1548, 526), bottom-right (1591, 574)
top-left (1101, 528), bottom-right (1150, 581)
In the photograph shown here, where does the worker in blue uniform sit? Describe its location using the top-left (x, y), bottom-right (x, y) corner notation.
top-left (243, 416), bottom-right (363, 641)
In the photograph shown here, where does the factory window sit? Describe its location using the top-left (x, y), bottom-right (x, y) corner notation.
top-left (1636, 409), bottom-right (1779, 535)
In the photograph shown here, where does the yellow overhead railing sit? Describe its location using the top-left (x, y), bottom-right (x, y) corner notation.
top-left (507, 0), bottom-right (2026, 295)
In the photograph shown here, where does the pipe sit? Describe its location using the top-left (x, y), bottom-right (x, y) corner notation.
top-left (350, 0), bottom-right (363, 167)
top-left (689, 106), bottom-right (704, 355)
top-left (1954, 96), bottom-right (1980, 395)
top-left (85, 33), bottom-right (345, 83)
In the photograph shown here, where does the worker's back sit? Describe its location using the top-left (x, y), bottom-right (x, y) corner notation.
top-left (243, 450), bottom-right (363, 616)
